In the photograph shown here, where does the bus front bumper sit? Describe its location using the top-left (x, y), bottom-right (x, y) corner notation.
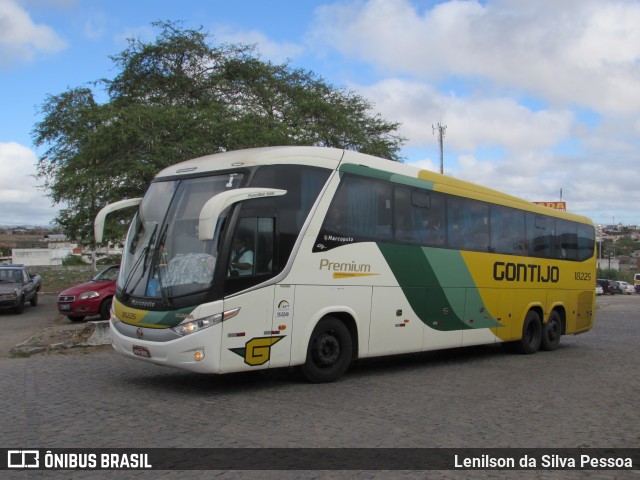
top-left (110, 318), bottom-right (222, 373)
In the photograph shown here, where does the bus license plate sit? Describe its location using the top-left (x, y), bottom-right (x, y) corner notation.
top-left (133, 345), bottom-right (151, 358)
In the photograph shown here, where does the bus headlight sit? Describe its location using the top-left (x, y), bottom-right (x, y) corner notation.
top-left (172, 315), bottom-right (219, 336)
top-left (170, 308), bottom-right (240, 337)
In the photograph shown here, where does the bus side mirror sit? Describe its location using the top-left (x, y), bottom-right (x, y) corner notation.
top-left (95, 198), bottom-right (142, 243)
top-left (198, 188), bottom-right (286, 241)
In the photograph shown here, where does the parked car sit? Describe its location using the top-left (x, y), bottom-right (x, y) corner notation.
top-left (595, 283), bottom-right (603, 295)
top-left (0, 265), bottom-right (41, 313)
top-left (596, 278), bottom-right (617, 295)
top-left (616, 281), bottom-right (634, 295)
top-left (57, 265), bottom-right (119, 321)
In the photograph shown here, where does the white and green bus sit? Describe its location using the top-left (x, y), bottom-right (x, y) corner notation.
top-left (95, 146), bottom-right (596, 382)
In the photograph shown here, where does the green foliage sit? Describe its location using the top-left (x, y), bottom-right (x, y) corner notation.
top-left (597, 268), bottom-right (633, 283)
top-left (97, 254), bottom-right (122, 266)
top-left (33, 21), bottom-right (405, 245)
top-left (615, 236), bottom-right (640, 256)
top-left (62, 255), bottom-right (87, 266)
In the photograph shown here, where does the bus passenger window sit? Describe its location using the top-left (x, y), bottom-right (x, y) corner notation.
top-left (490, 206), bottom-right (525, 255)
top-left (527, 214), bottom-right (553, 258)
top-left (393, 187), bottom-right (445, 247)
top-left (322, 174), bottom-right (393, 242)
top-left (394, 188), bottom-right (419, 243)
top-left (423, 191), bottom-right (445, 247)
top-left (577, 224), bottom-right (595, 261)
top-left (447, 197), bottom-right (489, 252)
top-left (555, 219), bottom-right (578, 260)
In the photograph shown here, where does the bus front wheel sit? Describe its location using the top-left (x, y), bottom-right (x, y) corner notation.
top-left (301, 317), bottom-right (352, 383)
top-left (514, 310), bottom-right (542, 354)
top-left (541, 310), bottom-right (562, 351)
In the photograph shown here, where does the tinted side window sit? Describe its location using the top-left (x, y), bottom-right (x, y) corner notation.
top-left (323, 174), bottom-right (393, 241)
top-left (527, 214), bottom-right (553, 258)
top-left (447, 196), bottom-right (489, 252)
top-left (394, 187), bottom-right (445, 247)
top-left (577, 224), bottom-right (595, 261)
top-left (490, 206), bottom-right (526, 255)
top-left (556, 219), bottom-right (578, 260)
top-left (224, 216), bottom-right (276, 296)
top-left (249, 165), bottom-right (330, 269)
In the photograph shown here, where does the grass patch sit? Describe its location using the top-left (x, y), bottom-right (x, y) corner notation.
top-left (35, 267), bottom-right (94, 294)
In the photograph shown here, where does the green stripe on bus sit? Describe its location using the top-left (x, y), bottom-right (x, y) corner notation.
top-left (339, 163), bottom-right (436, 190)
top-left (139, 307), bottom-right (197, 328)
top-left (377, 243), bottom-right (501, 331)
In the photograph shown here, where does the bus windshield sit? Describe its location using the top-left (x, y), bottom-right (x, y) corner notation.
top-left (118, 173), bottom-right (244, 303)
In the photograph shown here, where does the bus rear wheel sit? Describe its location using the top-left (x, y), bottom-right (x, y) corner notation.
top-left (541, 310), bottom-right (562, 351)
top-left (301, 317), bottom-right (352, 383)
top-left (514, 310), bottom-right (542, 354)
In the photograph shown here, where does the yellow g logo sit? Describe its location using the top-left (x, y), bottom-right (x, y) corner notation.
top-left (230, 336), bottom-right (284, 366)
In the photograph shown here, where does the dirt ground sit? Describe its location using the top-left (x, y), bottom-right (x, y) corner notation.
top-left (0, 292), bottom-right (111, 359)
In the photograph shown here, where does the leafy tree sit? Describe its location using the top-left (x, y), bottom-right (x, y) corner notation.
top-left (33, 21), bottom-right (405, 245)
top-left (616, 236), bottom-right (640, 257)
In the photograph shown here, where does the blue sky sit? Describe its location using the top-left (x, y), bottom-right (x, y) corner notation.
top-left (2, 0), bottom-right (640, 227)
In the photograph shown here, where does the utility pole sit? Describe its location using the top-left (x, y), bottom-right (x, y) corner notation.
top-left (432, 122), bottom-right (447, 174)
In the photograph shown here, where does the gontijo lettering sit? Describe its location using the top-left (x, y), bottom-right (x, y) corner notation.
top-left (493, 262), bottom-right (559, 283)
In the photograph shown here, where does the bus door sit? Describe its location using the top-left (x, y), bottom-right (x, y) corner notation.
top-left (219, 214), bottom-right (281, 373)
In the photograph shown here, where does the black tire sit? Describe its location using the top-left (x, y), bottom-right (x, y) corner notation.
top-left (514, 310), bottom-right (542, 354)
top-left (14, 297), bottom-right (25, 314)
top-left (30, 292), bottom-right (38, 307)
top-left (301, 317), bottom-right (352, 383)
top-left (68, 315), bottom-right (85, 322)
top-left (541, 310), bottom-right (562, 351)
top-left (99, 297), bottom-right (113, 320)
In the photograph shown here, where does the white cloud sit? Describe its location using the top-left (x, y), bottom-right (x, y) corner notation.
top-left (357, 78), bottom-right (574, 154)
top-left (0, 0), bottom-right (67, 66)
top-left (311, 0), bottom-right (640, 114)
top-left (83, 8), bottom-right (107, 39)
top-left (0, 142), bottom-right (60, 226)
top-left (213, 25), bottom-right (304, 64)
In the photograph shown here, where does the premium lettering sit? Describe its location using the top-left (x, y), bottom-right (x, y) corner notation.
top-left (493, 262), bottom-right (559, 283)
top-left (319, 259), bottom-right (371, 273)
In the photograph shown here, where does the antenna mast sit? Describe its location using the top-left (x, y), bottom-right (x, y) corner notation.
top-left (432, 122), bottom-right (447, 174)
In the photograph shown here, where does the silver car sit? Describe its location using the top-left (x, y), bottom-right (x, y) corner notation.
top-left (616, 281), bottom-right (634, 294)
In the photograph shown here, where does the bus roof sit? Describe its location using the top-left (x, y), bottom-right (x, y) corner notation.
top-left (155, 146), bottom-right (345, 178)
top-left (156, 146), bottom-right (593, 225)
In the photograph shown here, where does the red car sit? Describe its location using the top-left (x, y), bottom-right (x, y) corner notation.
top-left (57, 265), bottom-right (119, 321)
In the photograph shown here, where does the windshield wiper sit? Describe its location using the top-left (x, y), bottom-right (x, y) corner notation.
top-left (121, 223), bottom-right (158, 299)
top-left (151, 224), bottom-right (172, 307)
